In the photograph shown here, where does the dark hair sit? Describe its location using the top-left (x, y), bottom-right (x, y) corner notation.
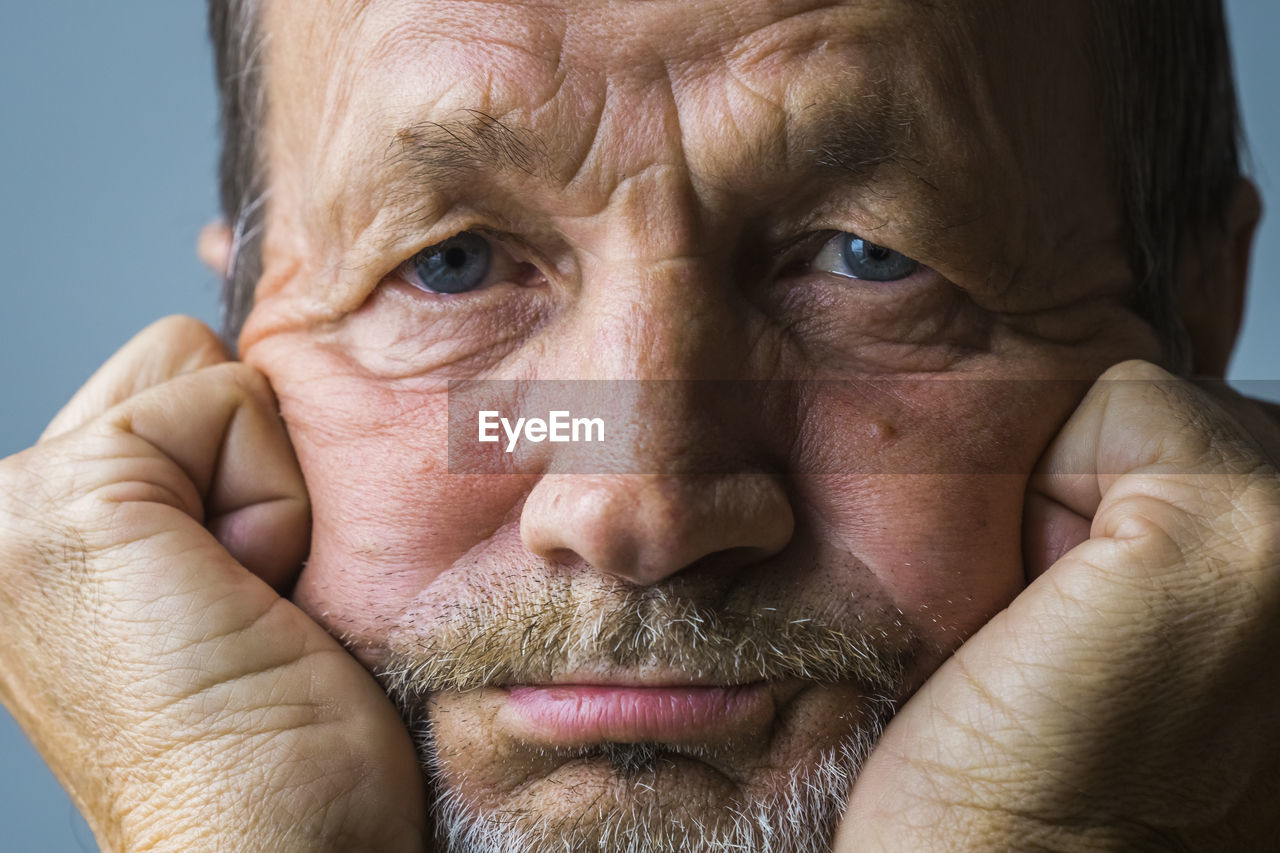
top-left (207, 1), bottom-right (1245, 365)
top-left (208, 0), bottom-right (266, 344)
top-left (1088, 1), bottom-right (1244, 370)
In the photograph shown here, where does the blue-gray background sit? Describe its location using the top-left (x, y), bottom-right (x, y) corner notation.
top-left (1, 3), bottom-right (1276, 849)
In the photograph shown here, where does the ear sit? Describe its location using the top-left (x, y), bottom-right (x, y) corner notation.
top-left (1179, 178), bottom-right (1262, 378)
top-left (198, 220), bottom-right (234, 279)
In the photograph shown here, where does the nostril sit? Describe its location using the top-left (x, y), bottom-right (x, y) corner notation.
top-left (684, 545), bottom-right (777, 576)
top-left (543, 546), bottom-right (587, 568)
top-left (520, 472), bottom-right (794, 587)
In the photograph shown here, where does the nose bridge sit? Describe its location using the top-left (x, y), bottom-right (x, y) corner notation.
top-left (546, 376), bottom-right (756, 475)
top-left (519, 256), bottom-right (793, 584)
top-left (517, 152), bottom-right (796, 586)
top-left (579, 256), bottom-right (740, 380)
top-left (564, 153), bottom-right (748, 380)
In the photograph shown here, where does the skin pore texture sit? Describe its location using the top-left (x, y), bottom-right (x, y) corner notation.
top-left (236, 0), bottom-right (1170, 849)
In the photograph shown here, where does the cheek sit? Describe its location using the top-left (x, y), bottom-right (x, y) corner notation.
top-left (801, 473), bottom-right (1026, 653)
top-left (250, 340), bottom-right (532, 641)
top-left (251, 323), bottom-right (1077, 666)
top-left (292, 411), bottom-right (536, 640)
top-left (794, 378), bottom-right (1073, 651)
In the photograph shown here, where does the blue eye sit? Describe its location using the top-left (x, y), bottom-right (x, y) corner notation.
top-left (813, 233), bottom-right (919, 282)
top-left (842, 236), bottom-right (917, 281)
top-left (407, 232), bottom-right (493, 294)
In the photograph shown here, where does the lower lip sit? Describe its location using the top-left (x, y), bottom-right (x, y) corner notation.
top-left (503, 683), bottom-right (773, 745)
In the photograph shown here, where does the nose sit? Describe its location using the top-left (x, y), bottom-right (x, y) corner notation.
top-left (517, 168), bottom-right (795, 584)
top-left (520, 471), bottom-right (794, 585)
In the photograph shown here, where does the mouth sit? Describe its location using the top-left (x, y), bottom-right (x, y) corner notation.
top-left (498, 680), bottom-right (799, 746)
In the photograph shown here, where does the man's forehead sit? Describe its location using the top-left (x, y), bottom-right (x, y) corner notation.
top-left (264, 0), bottom-right (1091, 168)
top-left (258, 0), bottom-right (1108, 309)
top-left (271, 0), bottom-right (958, 124)
top-left (264, 0), bottom-right (971, 200)
top-left (272, 0), bottom-right (944, 62)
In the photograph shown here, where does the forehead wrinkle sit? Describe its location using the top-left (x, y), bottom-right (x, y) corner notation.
top-left (294, 0), bottom-right (971, 267)
top-left (663, 1), bottom-right (936, 196)
top-left (555, 77), bottom-right (709, 261)
top-left (267, 0), bottom-right (434, 252)
top-left (370, 0), bottom-right (933, 194)
top-left (301, 8), bottom-right (575, 243)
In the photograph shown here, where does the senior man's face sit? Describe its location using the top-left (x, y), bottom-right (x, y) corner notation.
top-left (239, 0), bottom-right (1166, 848)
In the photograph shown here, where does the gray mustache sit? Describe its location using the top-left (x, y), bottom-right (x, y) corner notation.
top-left (376, 585), bottom-right (914, 707)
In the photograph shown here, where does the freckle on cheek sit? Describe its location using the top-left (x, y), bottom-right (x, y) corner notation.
top-left (865, 420), bottom-right (897, 442)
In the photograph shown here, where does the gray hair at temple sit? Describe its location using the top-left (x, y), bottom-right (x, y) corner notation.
top-left (207, 1), bottom-right (1245, 370)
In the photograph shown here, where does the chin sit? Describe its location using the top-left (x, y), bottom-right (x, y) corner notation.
top-left (417, 682), bottom-right (894, 853)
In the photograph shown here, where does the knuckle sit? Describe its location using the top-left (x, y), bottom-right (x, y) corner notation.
top-left (204, 360), bottom-right (273, 401)
top-left (1099, 361), bottom-right (1269, 476)
top-left (147, 314), bottom-right (224, 353)
top-left (1097, 358), bottom-right (1173, 384)
top-left (142, 316), bottom-right (231, 380)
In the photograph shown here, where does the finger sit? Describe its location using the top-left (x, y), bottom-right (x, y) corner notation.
top-left (1028, 359), bottom-right (1271, 535)
top-left (1021, 490), bottom-right (1090, 581)
top-left (96, 361), bottom-right (309, 590)
top-left (846, 364), bottom-right (1280, 848)
top-left (41, 315), bottom-right (229, 443)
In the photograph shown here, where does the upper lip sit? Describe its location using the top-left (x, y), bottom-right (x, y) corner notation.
top-left (504, 669), bottom-right (773, 689)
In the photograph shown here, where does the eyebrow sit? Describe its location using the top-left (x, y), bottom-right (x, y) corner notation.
top-left (800, 93), bottom-right (932, 189)
top-left (384, 95), bottom-right (929, 197)
top-left (388, 110), bottom-right (547, 186)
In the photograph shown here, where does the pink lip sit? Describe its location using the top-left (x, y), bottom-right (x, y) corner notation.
top-left (503, 683), bottom-right (773, 745)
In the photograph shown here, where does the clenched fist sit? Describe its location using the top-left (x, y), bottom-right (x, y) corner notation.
top-left (839, 362), bottom-right (1280, 850)
top-left (0, 318), bottom-right (424, 852)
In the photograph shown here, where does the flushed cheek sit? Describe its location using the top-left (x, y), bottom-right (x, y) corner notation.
top-left (292, 438), bottom-right (534, 639)
top-left (793, 383), bottom-right (1067, 651)
top-left (246, 337), bottom-right (533, 638)
top-left (803, 474), bottom-right (1027, 652)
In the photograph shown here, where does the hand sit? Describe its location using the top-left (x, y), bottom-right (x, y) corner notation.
top-left (0, 318), bottom-right (425, 852)
top-left (837, 360), bottom-right (1280, 851)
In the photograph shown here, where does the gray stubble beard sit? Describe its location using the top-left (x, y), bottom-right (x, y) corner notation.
top-left (413, 697), bottom-right (894, 853)
top-left (376, 577), bottom-right (910, 852)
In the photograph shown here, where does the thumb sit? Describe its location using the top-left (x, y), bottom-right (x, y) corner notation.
top-left (1023, 359), bottom-right (1275, 579)
top-left (89, 360), bottom-right (309, 590)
